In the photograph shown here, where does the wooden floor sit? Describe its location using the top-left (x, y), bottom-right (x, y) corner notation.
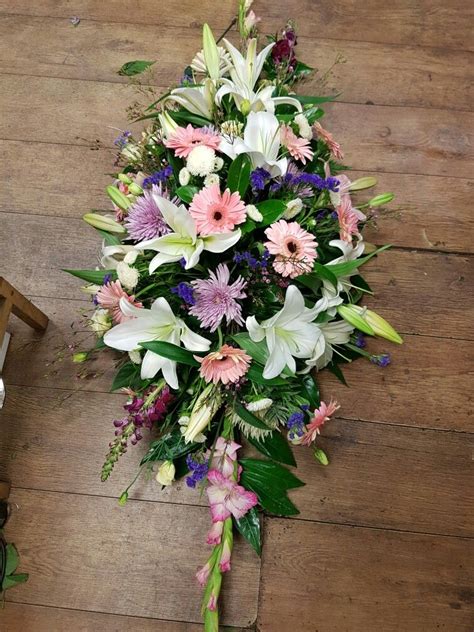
top-left (0, 1), bottom-right (473, 630)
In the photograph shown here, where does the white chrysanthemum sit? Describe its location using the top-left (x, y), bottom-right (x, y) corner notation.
top-left (179, 167), bottom-right (191, 186)
top-left (186, 146), bottom-right (216, 177)
top-left (124, 250), bottom-right (139, 265)
top-left (116, 261), bottom-right (139, 290)
top-left (204, 173), bottom-right (220, 187)
top-left (295, 113), bottom-right (312, 140)
top-left (283, 197), bottom-right (303, 220)
top-left (214, 157), bottom-right (224, 172)
top-left (191, 46), bottom-right (232, 76)
top-left (128, 349), bottom-right (142, 364)
top-left (247, 398), bottom-right (273, 412)
top-left (246, 204), bottom-right (263, 222)
top-left (90, 308), bottom-right (112, 336)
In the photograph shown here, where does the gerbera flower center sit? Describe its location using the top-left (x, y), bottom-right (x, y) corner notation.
top-left (213, 209), bottom-right (224, 222)
top-left (287, 239), bottom-right (298, 254)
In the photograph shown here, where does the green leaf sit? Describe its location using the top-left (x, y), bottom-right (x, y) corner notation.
top-left (305, 262), bottom-right (339, 289)
top-left (239, 459), bottom-right (303, 516)
top-left (110, 362), bottom-right (139, 392)
top-left (256, 199), bottom-right (287, 226)
top-left (328, 244), bottom-right (391, 277)
top-left (168, 110), bottom-right (211, 127)
top-left (247, 430), bottom-right (296, 467)
top-left (234, 508), bottom-right (261, 556)
top-left (328, 361), bottom-right (348, 386)
top-left (300, 374), bottom-right (320, 409)
top-left (118, 60), bottom-right (155, 76)
top-left (231, 333), bottom-right (293, 377)
top-left (227, 153), bottom-right (251, 198)
top-left (234, 401), bottom-right (270, 430)
top-left (139, 341), bottom-right (201, 366)
top-left (295, 94), bottom-right (339, 105)
top-left (314, 447), bottom-right (329, 466)
top-left (293, 61), bottom-right (313, 77)
top-left (2, 573), bottom-right (29, 590)
top-left (141, 431), bottom-right (196, 465)
top-left (5, 544), bottom-right (19, 576)
top-left (96, 229), bottom-right (122, 246)
top-left (175, 185), bottom-right (199, 204)
top-left (63, 269), bottom-right (117, 284)
top-left (166, 149), bottom-right (184, 179)
top-left (246, 364), bottom-right (288, 387)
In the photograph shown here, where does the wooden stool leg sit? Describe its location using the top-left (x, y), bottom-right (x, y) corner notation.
top-left (0, 278), bottom-right (49, 333)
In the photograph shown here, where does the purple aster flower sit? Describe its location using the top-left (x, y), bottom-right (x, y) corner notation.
top-left (286, 411), bottom-right (305, 440)
top-left (171, 282), bottom-right (195, 305)
top-left (142, 166), bottom-right (173, 188)
top-left (124, 184), bottom-right (170, 242)
top-left (250, 167), bottom-right (271, 191)
top-left (189, 264), bottom-right (247, 332)
top-left (185, 453), bottom-right (209, 488)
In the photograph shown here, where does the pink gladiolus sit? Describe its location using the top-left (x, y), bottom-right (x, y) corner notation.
top-left (196, 561), bottom-right (212, 587)
top-left (219, 538), bottom-right (232, 572)
top-left (206, 469), bottom-right (258, 522)
top-left (206, 520), bottom-right (224, 545)
top-left (299, 399), bottom-right (340, 446)
top-left (208, 437), bottom-right (241, 479)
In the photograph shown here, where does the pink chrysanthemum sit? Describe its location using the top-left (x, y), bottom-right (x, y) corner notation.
top-left (95, 280), bottom-right (142, 324)
top-left (165, 124), bottom-right (221, 158)
top-left (124, 184), bottom-right (169, 241)
top-left (264, 219), bottom-right (318, 278)
top-left (189, 264), bottom-right (247, 331)
top-left (280, 124), bottom-right (314, 164)
top-left (337, 195), bottom-right (363, 242)
top-left (197, 345), bottom-right (251, 385)
top-left (299, 399), bottom-right (340, 446)
top-left (313, 121), bottom-right (344, 161)
top-left (189, 184), bottom-right (246, 235)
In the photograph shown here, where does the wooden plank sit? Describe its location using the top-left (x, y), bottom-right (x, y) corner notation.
top-left (1, 212), bottom-right (472, 338)
top-left (0, 384), bottom-right (472, 535)
top-left (0, 75), bottom-right (473, 178)
top-left (0, 276), bottom-right (49, 332)
top-left (1, 603), bottom-right (235, 632)
top-left (0, 0), bottom-right (471, 51)
top-left (259, 521), bottom-right (474, 632)
top-left (0, 15), bottom-right (472, 111)
top-left (3, 300), bottom-right (474, 432)
top-left (2, 140), bottom-right (473, 255)
top-left (4, 488), bottom-right (260, 627)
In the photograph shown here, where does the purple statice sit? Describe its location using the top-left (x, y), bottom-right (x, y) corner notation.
top-left (233, 249), bottom-right (270, 269)
top-left (189, 264), bottom-right (247, 332)
top-left (114, 130), bottom-right (131, 149)
top-left (171, 282), bottom-right (195, 305)
top-left (250, 167), bottom-right (271, 191)
top-left (294, 173), bottom-right (340, 192)
top-left (354, 332), bottom-right (366, 349)
top-left (370, 353), bottom-right (391, 368)
top-left (124, 184), bottom-right (170, 241)
top-left (185, 453), bottom-right (209, 488)
top-left (142, 166), bottom-right (173, 189)
top-left (286, 411), bottom-right (305, 441)
top-left (103, 273), bottom-right (112, 285)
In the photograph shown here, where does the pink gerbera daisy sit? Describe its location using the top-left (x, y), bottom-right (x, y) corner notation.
top-left (197, 345), bottom-right (251, 385)
top-left (95, 280), bottom-right (142, 324)
top-left (164, 124), bottom-right (221, 158)
top-left (299, 399), bottom-right (340, 446)
top-left (189, 184), bottom-right (246, 235)
top-left (280, 124), bottom-right (314, 164)
top-left (336, 195), bottom-right (363, 242)
top-left (264, 219), bottom-right (318, 278)
top-left (313, 121), bottom-right (344, 161)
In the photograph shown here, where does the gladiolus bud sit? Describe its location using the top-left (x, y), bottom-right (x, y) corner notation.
top-left (314, 448), bottom-right (329, 466)
top-left (349, 176), bottom-right (378, 191)
top-left (118, 491), bottom-right (128, 506)
top-left (83, 212), bottom-right (126, 233)
top-left (184, 385), bottom-right (222, 443)
top-left (72, 352), bottom-right (88, 363)
top-left (117, 173), bottom-right (132, 185)
top-left (156, 460), bottom-right (176, 486)
top-left (349, 305), bottom-right (403, 344)
top-left (202, 24), bottom-right (220, 81)
top-left (106, 185), bottom-right (131, 211)
top-left (368, 193), bottom-right (395, 207)
top-left (128, 182), bottom-right (143, 196)
top-left (337, 304), bottom-right (375, 336)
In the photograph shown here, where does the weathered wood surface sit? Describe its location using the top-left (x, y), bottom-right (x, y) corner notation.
top-left (0, 15), bottom-right (472, 110)
top-left (3, 488), bottom-right (260, 627)
top-left (258, 519), bottom-right (474, 631)
top-left (0, 0), bottom-right (472, 51)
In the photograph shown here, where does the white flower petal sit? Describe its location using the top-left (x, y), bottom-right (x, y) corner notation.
top-left (141, 349), bottom-right (167, 379)
top-left (203, 230), bottom-right (241, 253)
top-left (180, 322), bottom-right (211, 352)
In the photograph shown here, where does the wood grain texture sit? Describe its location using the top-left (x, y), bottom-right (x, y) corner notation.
top-left (3, 489), bottom-right (260, 627)
top-left (1, 603), bottom-right (240, 631)
top-left (1, 213), bottom-right (473, 339)
top-left (0, 15), bottom-right (472, 111)
top-left (0, 0), bottom-right (472, 51)
top-left (3, 299), bottom-right (473, 432)
top-left (0, 75), bottom-right (473, 178)
top-left (0, 384), bottom-right (472, 537)
top-left (258, 520), bottom-right (474, 632)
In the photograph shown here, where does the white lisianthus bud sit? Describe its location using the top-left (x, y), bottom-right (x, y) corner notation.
top-left (128, 349), bottom-right (142, 365)
top-left (295, 113), bottom-right (312, 140)
top-left (186, 146), bottom-right (216, 177)
top-left (283, 197), bottom-right (303, 220)
top-left (156, 461), bottom-right (176, 486)
top-left (124, 250), bottom-right (139, 265)
top-left (246, 204), bottom-right (263, 222)
top-left (213, 157), bottom-right (224, 172)
top-left (204, 173), bottom-right (220, 187)
top-left (90, 308), bottom-right (112, 336)
top-left (116, 261), bottom-right (139, 290)
top-left (246, 397), bottom-right (273, 412)
top-left (179, 167), bottom-right (191, 186)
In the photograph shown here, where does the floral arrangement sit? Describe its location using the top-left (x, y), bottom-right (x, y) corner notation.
top-left (66, 2), bottom-right (402, 629)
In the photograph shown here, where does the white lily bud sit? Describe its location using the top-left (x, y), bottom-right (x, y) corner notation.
top-left (183, 385), bottom-right (222, 443)
top-left (106, 185), bottom-right (131, 211)
top-left (202, 23), bottom-right (220, 81)
top-left (83, 212), bottom-right (126, 233)
top-left (349, 177), bottom-right (378, 191)
top-left (158, 110), bottom-right (179, 140)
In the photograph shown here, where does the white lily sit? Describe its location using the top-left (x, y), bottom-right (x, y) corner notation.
top-left (166, 78), bottom-right (215, 119)
top-left (220, 111), bottom-right (288, 177)
top-left (301, 319), bottom-right (354, 373)
top-left (216, 38), bottom-right (302, 114)
top-left (135, 196), bottom-right (241, 273)
top-left (246, 285), bottom-right (328, 379)
top-left (100, 243), bottom-right (140, 269)
top-left (322, 238), bottom-right (366, 313)
top-left (103, 297), bottom-right (210, 388)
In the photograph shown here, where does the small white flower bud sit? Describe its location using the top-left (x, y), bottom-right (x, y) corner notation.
top-left (204, 173), bottom-right (220, 187)
top-left (295, 113), bottom-right (312, 140)
top-left (213, 157), bottom-right (224, 172)
top-left (179, 167), bottom-right (191, 186)
top-left (246, 204), bottom-right (263, 222)
top-left (283, 197), bottom-right (303, 220)
top-left (128, 349), bottom-right (142, 364)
